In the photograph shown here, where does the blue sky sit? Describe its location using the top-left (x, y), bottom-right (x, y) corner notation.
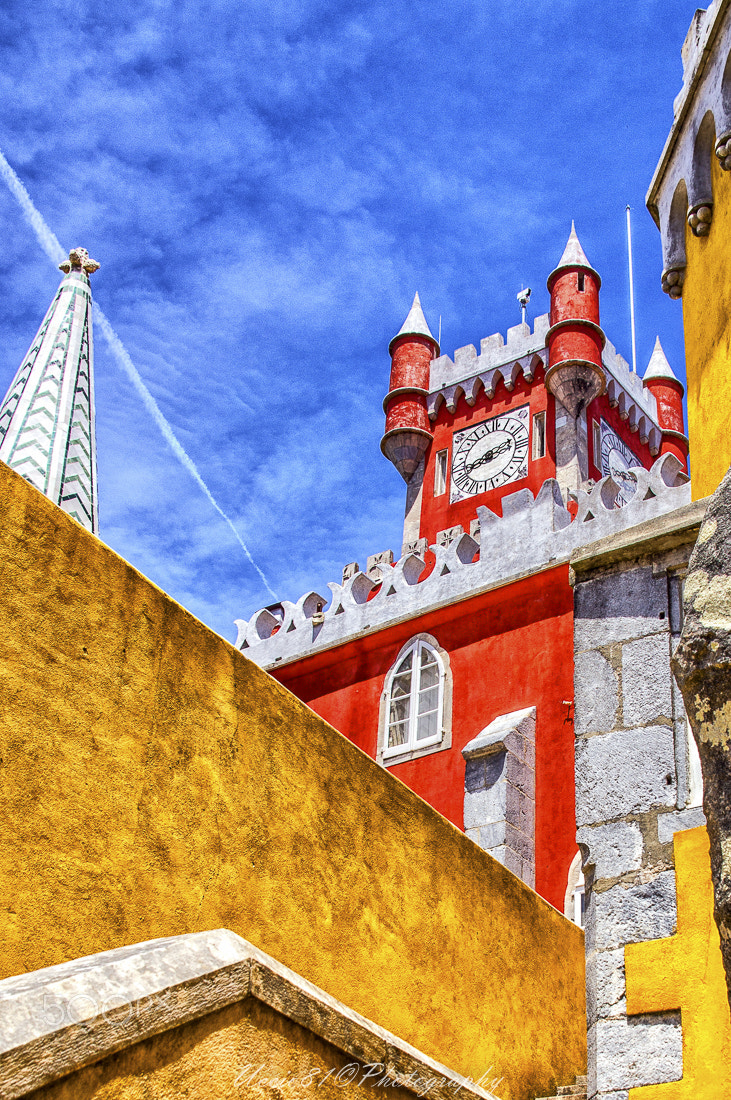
top-left (0, 1), bottom-right (699, 640)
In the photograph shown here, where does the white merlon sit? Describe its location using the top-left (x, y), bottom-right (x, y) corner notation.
top-left (644, 337), bottom-right (679, 383)
top-left (428, 314), bottom-right (550, 416)
top-left (0, 248), bottom-right (100, 533)
top-left (236, 454), bottom-right (690, 668)
top-left (390, 291), bottom-right (437, 349)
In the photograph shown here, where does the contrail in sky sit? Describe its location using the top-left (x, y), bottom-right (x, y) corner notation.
top-left (0, 148), bottom-right (277, 600)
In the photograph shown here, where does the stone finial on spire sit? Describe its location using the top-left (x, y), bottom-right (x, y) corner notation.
top-left (58, 247), bottom-right (100, 276)
top-left (644, 336), bottom-right (679, 382)
top-left (389, 292), bottom-right (439, 354)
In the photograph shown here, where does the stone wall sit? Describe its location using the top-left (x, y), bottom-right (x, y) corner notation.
top-left (571, 499), bottom-right (718, 1099)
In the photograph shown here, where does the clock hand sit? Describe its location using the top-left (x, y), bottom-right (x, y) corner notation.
top-left (465, 440), bottom-right (511, 473)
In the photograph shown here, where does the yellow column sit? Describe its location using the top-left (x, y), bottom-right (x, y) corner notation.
top-left (624, 826), bottom-right (731, 1098)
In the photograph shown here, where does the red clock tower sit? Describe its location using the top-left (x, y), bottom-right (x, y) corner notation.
top-left (237, 226), bottom-right (690, 920)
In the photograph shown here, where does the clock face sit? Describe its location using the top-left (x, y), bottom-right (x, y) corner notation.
top-left (450, 406), bottom-right (529, 501)
top-left (599, 421), bottom-right (641, 507)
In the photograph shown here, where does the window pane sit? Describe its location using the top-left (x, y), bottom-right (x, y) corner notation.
top-left (391, 672), bottom-right (412, 700)
top-left (416, 710), bottom-right (438, 741)
top-left (388, 720), bottom-right (409, 747)
top-left (389, 695), bottom-right (410, 726)
top-left (396, 651), bottom-right (413, 674)
top-left (418, 686), bottom-right (439, 714)
top-left (419, 661), bottom-right (439, 689)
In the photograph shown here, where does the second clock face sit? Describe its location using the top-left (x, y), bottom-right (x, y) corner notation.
top-left (599, 420), bottom-right (641, 507)
top-left (450, 406), bottom-right (530, 502)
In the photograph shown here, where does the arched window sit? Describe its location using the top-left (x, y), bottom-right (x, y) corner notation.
top-left (378, 635), bottom-right (452, 765)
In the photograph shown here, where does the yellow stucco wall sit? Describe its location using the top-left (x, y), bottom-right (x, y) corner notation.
top-left (0, 462), bottom-right (586, 1100)
top-left (682, 152), bottom-right (731, 500)
top-left (26, 998), bottom-right (432, 1100)
top-left (624, 826), bottom-right (731, 1099)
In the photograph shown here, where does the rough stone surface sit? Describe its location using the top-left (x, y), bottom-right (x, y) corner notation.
top-left (589, 1015), bottom-right (682, 1094)
top-left (574, 651), bottom-right (618, 736)
top-left (672, 461), bottom-right (731, 1009)
top-left (574, 567), bottom-right (668, 650)
top-left (0, 930), bottom-right (501, 1100)
top-left (575, 727), bottom-right (677, 827)
top-left (657, 806), bottom-right (707, 844)
top-left (593, 874), bottom-right (677, 951)
top-left (621, 635), bottom-right (673, 727)
top-left (585, 948), bottom-right (626, 1022)
top-left (577, 822), bottom-right (643, 880)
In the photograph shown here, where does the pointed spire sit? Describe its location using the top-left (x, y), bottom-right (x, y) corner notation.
top-left (547, 222), bottom-right (601, 289)
top-left (389, 292), bottom-right (439, 354)
top-left (644, 336), bottom-right (679, 382)
top-left (0, 247), bottom-right (100, 533)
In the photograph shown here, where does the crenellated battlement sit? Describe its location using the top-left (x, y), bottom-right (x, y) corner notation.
top-left (426, 315), bottom-right (664, 448)
top-left (237, 454), bottom-right (690, 669)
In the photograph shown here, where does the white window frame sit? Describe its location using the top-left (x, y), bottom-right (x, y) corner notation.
top-left (434, 449), bottom-right (448, 496)
top-left (532, 411), bottom-right (546, 460)
top-left (377, 634), bottom-right (452, 766)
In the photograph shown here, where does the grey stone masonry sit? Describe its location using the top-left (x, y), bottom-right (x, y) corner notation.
top-left (570, 497), bottom-right (707, 1100)
top-left (462, 707), bottom-right (536, 887)
top-left (0, 930), bottom-right (500, 1100)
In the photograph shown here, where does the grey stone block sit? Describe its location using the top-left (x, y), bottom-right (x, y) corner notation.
top-left (575, 726), bottom-right (677, 826)
top-left (503, 847), bottom-right (523, 878)
top-left (463, 784), bottom-right (506, 829)
top-left (577, 821), bottom-right (643, 880)
top-left (590, 1015), bottom-right (681, 1092)
top-left (574, 568), bottom-right (668, 649)
top-left (464, 757), bottom-right (486, 793)
top-left (585, 948), bottom-right (626, 1022)
top-left (476, 821), bottom-right (506, 850)
top-left (575, 650), bottom-right (618, 735)
top-left (622, 635), bottom-right (673, 726)
top-left (657, 805), bottom-right (707, 844)
top-left (593, 873), bottom-right (677, 951)
top-left (506, 755), bottom-right (534, 796)
top-left (505, 823), bottom-right (533, 862)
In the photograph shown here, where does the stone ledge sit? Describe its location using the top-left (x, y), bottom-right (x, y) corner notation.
top-left (570, 496), bottom-right (707, 582)
top-left (0, 931), bottom-right (500, 1100)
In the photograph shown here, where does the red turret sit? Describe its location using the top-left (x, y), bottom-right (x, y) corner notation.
top-left (545, 223), bottom-right (606, 417)
top-left (381, 293), bottom-right (439, 481)
top-left (643, 337), bottom-right (689, 470)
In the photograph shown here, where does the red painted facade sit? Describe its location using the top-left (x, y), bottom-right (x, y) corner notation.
top-left (418, 364), bottom-right (555, 543)
top-left (272, 567), bottom-right (576, 912)
top-left (264, 228), bottom-right (689, 920)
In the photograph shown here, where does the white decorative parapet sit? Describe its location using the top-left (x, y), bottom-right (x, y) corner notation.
top-left (236, 455), bottom-right (690, 668)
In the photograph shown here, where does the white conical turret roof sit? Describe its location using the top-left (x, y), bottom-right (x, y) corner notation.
top-left (0, 247), bottom-right (100, 533)
top-left (389, 292), bottom-right (438, 353)
top-left (644, 336), bottom-right (680, 383)
top-left (547, 222), bottom-right (601, 288)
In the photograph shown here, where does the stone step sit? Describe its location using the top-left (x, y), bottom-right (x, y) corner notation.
top-left (534, 1075), bottom-right (587, 1100)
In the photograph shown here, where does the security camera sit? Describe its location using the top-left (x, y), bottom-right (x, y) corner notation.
top-left (517, 287), bottom-right (532, 308)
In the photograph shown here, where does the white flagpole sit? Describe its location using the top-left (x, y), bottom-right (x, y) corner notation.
top-left (626, 204), bottom-right (638, 373)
